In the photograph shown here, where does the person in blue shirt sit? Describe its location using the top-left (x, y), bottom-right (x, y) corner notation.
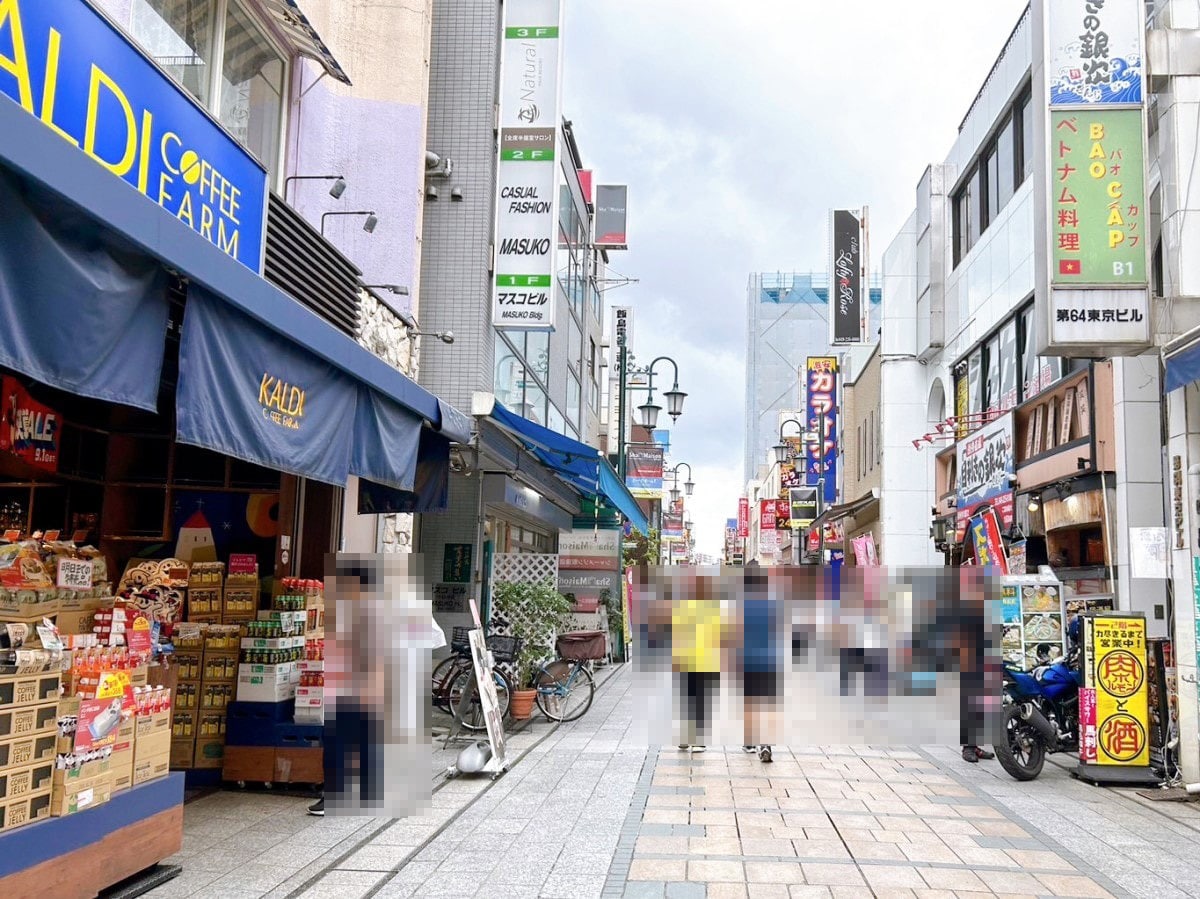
top-left (732, 564), bottom-right (782, 762)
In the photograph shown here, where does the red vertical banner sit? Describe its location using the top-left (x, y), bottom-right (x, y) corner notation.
top-left (737, 498), bottom-right (749, 538)
top-left (1079, 687), bottom-right (1098, 764)
top-left (760, 500), bottom-right (777, 530)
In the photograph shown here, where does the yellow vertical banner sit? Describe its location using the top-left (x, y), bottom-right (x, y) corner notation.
top-left (1088, 615), bottom-right (1150, 768)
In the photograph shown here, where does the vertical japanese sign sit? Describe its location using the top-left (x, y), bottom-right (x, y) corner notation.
top-left (1038, 0), bottom-right (1150, 352)
top-left (1082, 613), bottom-right (1151, 769)
top-left (737, 498), bottom-right (749, 538)
top-left (1051, 110), bottom-right (1147, 288)
top-left (804, 358), bottom-right (838, 506)
top-left (492, 0), bottom-right (564, 330)
top-left (830, 211), bottom-right (865, 345)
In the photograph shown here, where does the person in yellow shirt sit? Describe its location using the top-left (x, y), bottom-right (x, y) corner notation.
top-left (671, 572), bottom-right (725, 752)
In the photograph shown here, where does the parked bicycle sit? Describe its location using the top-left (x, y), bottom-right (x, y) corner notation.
top-left (532, 631), bottom-right (605, 722)
top-left (431, 627), bottom-right (519, 731)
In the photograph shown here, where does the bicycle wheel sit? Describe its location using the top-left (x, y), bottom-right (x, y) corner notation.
top-left (448, 668), bottom-right (512, 731)
top-left (430, 656), bottom-right (461, 711)
top-left (534, 660), bottom-right (595, 722)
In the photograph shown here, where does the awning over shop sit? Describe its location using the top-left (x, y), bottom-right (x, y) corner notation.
top-left (0, 93), bottom-right (470, 485)
top-left (1164, 329), bottom-right (1200, 393)
top-left (482, 398), bottom-right (650, 534)
top-left (807, 489), bottom-right (880, 531)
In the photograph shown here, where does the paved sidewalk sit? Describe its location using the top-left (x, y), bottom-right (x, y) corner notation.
top-left (145, 665), bottom-right (1200, 898)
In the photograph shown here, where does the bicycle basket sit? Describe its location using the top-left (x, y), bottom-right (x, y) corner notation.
top-left (487, 634), bottom-right (522, 663)
top-left (556, 631), bottom-right (606, 661)
top-left (450, 626), bottom-right (472, 654)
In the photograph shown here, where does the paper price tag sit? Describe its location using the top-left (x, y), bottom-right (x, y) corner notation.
top-left (57, 558), bottom-right (94, 590)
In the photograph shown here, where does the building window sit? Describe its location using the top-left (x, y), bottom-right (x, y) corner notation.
top-left (567, 371), bottom-right (581, 431)
top-left (219, 2), bottom-right (285, 175)
top-left (985, 336), bottom-right (1001, 414)
top-left (868, 411), bottom-right (875, 471)
top-left (967, 350), bottom-right (983, 420)
top-left (1017, 87), bottom-right (1034, 184)
top-left (983, 143), bottom-right (1000, 230)
top-left (130, 0), bottom-right (216, 107)
top-left (999, 320), bottom-right (1018, 410)
top-left (128, 0), bottom-right (287, 179)
top-left (997, 115), bottom-right (1015, 211)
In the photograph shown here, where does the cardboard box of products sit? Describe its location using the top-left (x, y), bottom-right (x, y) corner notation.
top-left (53, 609), bottom-right (96, 636)
top-left (51, 754), bottom-right (112, 787)
top-left (110, 741), bottom-right (134, 793)
top-left (134, 727), bottom-right (171, 761)
top-left (0, 787), bottom-right (51, 831)
top-left (0, 731), bottom-right (57, 769)
top-left (50, 770), bottom-right (112, 816)
top-left (132, 752), bottom-right (170, 786)
top-left (0, 760), bottom-right (54, 801)
top-left (169, 737), bottom-right (195, 769)
top-left (134, 709), bottom-right (172, 738)
top-left (0, 699), bottom-right (58, 742)
top-left (0, 671), bottom-right (62, 711)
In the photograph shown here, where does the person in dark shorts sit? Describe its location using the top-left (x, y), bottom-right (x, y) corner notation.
top-left (956, 568), bottom-right (995, 763)
top-left (733, 566), bottom-right (782, 762)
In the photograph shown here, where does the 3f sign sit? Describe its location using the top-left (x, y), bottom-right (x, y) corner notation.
top-left (510, 27), bottom-right (553, 37)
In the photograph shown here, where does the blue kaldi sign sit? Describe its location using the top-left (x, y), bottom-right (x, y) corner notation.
top-left (0, 0), bottom-right (267, 272)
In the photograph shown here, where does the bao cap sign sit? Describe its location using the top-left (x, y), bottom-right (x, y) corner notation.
top-left (0, 0), bottom-right (268, 272)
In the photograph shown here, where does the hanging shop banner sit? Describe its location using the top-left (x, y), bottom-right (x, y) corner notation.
top-left (789, 487), bottom-right (819, 529)
top-left (969, 508), bottom-right (1009, 575)
top-left (625, 446), bottom-right (663, 498)
top-left (737, 498), bottom-right (749, 538)
top-left (804, 358), bottom-right (838, 506)
top-left (1080, 613), bottom-right (1151, 769)
top-left (830, 210), bottom-right (865, 345)
top-left (595, 185), bottom-right (629, 249)
top-left (1047, 0), bottom-right (1144, 106)
top-left (1009, 539), bottom-right (1028, 576)
top-left (652, 429), bottom-right (671, 452)
top-left (779, 436), bottom-right (804, 489)
top-left (662, 513), bottom-right (684, 540)
top-left (177, 284), bottom-right (356, 487)
top-left (0, 169), bottom-right (170, 413)
top-left (0, 0), bottom-right (268, 272)
top-left (774, 498), bottom-right (791, 531)
top-left (558, 528), bottom-right (620, 570)
top-left (0, 377), bottom-right (59, 471)
top-left (851, 535), bottom-right (870, 567)
top-left (760, 500), bottom-right (777, 531)
top-left (955, 412), bottom-right (1015, 540)
top-left (492, 0), bottom-right (565, 330)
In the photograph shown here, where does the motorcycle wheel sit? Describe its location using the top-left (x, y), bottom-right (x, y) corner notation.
top-left (995, 705), bottom-right (1045, 781)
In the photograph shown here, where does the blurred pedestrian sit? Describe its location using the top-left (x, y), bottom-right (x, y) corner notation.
top-left (671, 571), bottom-right (724, 752)
top-left (732, 566), bottom-right (782, 761)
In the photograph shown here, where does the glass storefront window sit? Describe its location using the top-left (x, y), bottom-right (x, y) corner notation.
top-left (546, 404), bottom-right (565, 436)
top-left (1020, 305), bottom-right (1038, 400)
top-left (524, 382), bottom-right (547, 426)
top-left (967, 350), bottom-right (982, 420)
top-left (220, 2), bottom-right (285, 174)
top-left (494, 341), bottom-right (525, 413)
top-left (130, 0), bottom-right (216, 107)
top-left (525, 331), bottom-right (550, 377)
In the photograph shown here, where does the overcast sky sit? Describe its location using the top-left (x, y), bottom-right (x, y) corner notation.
top-left (563, 1), bottom-right (1030, 557)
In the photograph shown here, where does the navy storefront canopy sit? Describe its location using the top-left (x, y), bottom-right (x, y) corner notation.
top-left (0, 92), bottom-right (469, 493)
top-left (485, 399), bottom-right (649, 534)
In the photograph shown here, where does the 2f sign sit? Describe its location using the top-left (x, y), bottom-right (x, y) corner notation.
top-left (57, 557), bottom-right (93, 590)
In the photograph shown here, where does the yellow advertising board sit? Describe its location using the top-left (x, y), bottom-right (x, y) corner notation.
top-left (1080, 614), bottom-right (1150, 769)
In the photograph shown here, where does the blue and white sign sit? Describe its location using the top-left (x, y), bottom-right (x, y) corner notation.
top-left (0, 0), bottom-right (267, 271)
top-left (1047, 0), bottom-right (1144, 106)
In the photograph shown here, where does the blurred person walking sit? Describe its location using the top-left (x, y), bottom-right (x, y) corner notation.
top-left (671, 571), bottom-right (724, 752)
top-left (732, 565), bottom-right (782, 762)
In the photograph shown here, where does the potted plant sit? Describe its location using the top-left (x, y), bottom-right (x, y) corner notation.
top-left (490, 580), bottom-right (572, 719)
top-left (600, 588), bottom-right (624, 663)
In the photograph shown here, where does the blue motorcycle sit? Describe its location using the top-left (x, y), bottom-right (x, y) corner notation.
top-left (995, 627), bottom-right (1082, 781)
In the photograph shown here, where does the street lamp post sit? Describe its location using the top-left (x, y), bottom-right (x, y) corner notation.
top-left (616, 354), bottom-right (686, 486)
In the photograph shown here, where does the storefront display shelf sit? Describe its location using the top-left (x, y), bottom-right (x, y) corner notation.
top-left (0, 773), bottom-right (183, 894)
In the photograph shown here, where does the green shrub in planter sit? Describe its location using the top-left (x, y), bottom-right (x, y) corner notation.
top-left (491, 581), bottom-right (572, 689)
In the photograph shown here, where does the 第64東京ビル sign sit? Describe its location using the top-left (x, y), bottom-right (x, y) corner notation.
top-left (0, 0), bottom-right (267, 272)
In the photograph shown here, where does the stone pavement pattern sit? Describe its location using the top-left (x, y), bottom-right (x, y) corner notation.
top-left (144, 665), bottom-right (1200, 898)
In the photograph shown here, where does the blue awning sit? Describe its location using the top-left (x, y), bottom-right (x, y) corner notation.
top-left (486, 400), bottom-right (649, 534)
top-left (1165, 339), bottom-right (1200, 393)
top-left (0, 92), bottom-right (469, 443)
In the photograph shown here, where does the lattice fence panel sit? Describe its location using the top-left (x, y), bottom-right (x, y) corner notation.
top-left (488, 554), bottom-right (560, 680)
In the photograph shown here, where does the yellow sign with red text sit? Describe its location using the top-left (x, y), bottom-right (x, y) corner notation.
top-left (1087, 615), bottom-right (1150, 768)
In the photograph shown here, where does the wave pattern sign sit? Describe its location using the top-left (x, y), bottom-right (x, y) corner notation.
top-left (1047, 0), bottom-right (1144, 107)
